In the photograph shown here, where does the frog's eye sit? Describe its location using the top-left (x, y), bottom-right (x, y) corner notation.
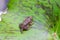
top-left (29, 16), bottom-right (32, 19)
top-left (27, 17), bottom-right (30, 18)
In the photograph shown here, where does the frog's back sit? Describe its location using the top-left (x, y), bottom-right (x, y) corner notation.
top-left (23, 17), bottom-right (32, 25)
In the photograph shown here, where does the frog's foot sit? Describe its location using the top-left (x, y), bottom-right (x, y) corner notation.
top-left (20, 29), bottom-right (23, 34)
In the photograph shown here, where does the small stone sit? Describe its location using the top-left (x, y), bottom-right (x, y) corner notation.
top-left (0, 11), bottom-right (3, 15)
top-left (3, 8), bottom-right (8, 14)
top-left (0, 17), bottom-right (2, 21)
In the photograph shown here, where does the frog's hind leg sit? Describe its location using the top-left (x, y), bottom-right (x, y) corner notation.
top-left (20, 28), bottom-right (23, 34)
top-left (23, 25), bottom-right (30, 31)
top-left (19, 24), bottom-right (23, 33)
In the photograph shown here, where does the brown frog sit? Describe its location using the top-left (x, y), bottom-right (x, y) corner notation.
top-left (19, 16), bottom-right (33, 33)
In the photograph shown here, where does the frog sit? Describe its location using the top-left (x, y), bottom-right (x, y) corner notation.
top-left (19, 16), bottom-right (33, 33)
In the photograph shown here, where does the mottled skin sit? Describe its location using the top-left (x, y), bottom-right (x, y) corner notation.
top-left (19, 16), bottom-right (33, 33)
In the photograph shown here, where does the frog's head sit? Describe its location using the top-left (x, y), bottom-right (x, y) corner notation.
top-left (28, 16), bottom-right (32, 19)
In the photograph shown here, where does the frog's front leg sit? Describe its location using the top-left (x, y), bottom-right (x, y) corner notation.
top-left (23, 25), bottom-right (29, 31)
top-left (29, 21), bottom-right (33, 26)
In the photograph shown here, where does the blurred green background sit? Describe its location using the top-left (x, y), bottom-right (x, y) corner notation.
top-left (0, 0), bottom-right (60, 40)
